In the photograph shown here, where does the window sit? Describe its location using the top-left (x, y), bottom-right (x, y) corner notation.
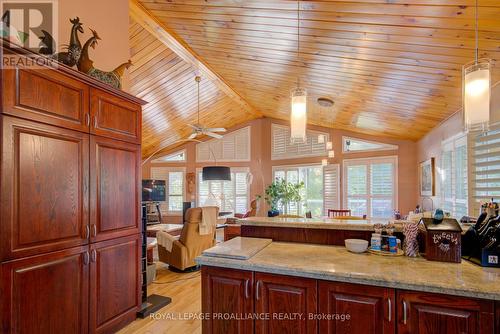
top-left (150, 167), bottom-right (185, 215)
top-left (440, 134), bottom-right (468, 218)
top-left (342, 136), bottom-right (398, 153)
top-left (196, 127), bottom-right (251, 162)
top-left (343, 157), bottom-right (398, 218)
top-left (470, 123), bottom-right (500, 213)
top-left (197, 168), bottom-right (249, 214)
top-left (271, 124), bottom-right (329, 160)
top-left (151, 150), bottom-right (186, 163)
top-left (273, 165), bottom-right (324, 217)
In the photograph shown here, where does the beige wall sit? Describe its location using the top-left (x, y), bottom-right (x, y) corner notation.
top-left (143, 118), bottom-right (418, 222)
top-left (57, 0), bottom-right (130, 90)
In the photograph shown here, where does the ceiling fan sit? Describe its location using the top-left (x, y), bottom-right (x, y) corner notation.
top-left (187, 76), bottom-right (227, 140)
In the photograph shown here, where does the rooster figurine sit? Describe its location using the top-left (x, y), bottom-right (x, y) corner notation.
top-left (39, 17), bottom-right (84, 67)
top-left (78, 29), bottom-right (132, 89)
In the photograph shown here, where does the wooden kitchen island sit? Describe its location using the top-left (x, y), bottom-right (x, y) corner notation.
top-left (196, 237), bottom-right (499, 334)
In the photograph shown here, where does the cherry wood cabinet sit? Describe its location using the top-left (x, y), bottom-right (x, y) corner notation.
top-left (90, 136), bottom-right (141, 243)
top-left (319, 281), bottom-right (395, 334)
top-left (397, 290), bottom-right (494, 334)
top-left (90, 88), bottom-right (141, 144)
top-left (202, 266), bottom-right (497, 334)
top-left (2, 67), bottom-right (90, 132)
top-left (202, 266), bottom-right (254, 334)
top-left (0, 116), bottom-right (90, 261)
top-left (90, 235), bottom-right (141, 334)
top-left (255, 273), bottom-right (318, 334)
top-left (1, 46), bottom-right (145, 334)
top-left (0, 246), bottom-right (90, 334)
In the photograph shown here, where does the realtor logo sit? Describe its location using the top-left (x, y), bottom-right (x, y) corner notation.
top-left (1, 0), bottom-right (58, 52)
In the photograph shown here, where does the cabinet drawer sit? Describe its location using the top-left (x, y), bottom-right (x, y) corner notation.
top-left (90, 88), bottom-right (141, 144)
top-left (89, 234), bottom-right (141, 334)
top-left (0, 116), bottom-right (90, 261)
top-left (0, 245), bottom-right (90, 334)
top-left (2, 67), bottom-right (89, 132)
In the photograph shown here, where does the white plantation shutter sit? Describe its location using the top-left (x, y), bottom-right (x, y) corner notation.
top-left (271, 124), bottom-right (329, 160)
top-left (471, 123), bottom-right (500, 213)
top-left (323, 164), bottom-right (340, 215)
top-left (440, 135), bottom-right (468, 218)
top-left (196, 127), bottom-right (250, 162)
top-left (344, 157), bottom-right (397, 218)
top-left (197, 168), bottom-right (249, 214)
top-left (151, 167), bottom-right (184, 214)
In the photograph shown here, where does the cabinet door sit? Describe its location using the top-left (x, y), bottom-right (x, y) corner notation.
top-left (0, 116), bottom-right (90, 261)
top-left (90, 88), bottom-right (141, 144)
top-left (318, 281), bottom-right (395, 334)
top-left (90, 136), bottom-right (140, 242)
top-left (2, 67), bottom-right (90, 132)
top-left (201, 266), bottom-right (254, 334)
top-left (0, 246), bottom-right (90, 334)
top-left (255, 272), bottom-right (317, 334)
top-left (397, 290), bottom-right (494, 334)
top-left (89, 234), bottom-right (141, 334)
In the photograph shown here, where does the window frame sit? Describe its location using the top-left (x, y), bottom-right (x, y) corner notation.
top-left (440, 133), bottom-right (468, 218)
top-left (272, 163), bottom-right (325, 217)
top-left (150, 167), bottom-right (186, 216)
top-left (342, 136), bottom-right (398, 154)
top-left (342, 156), bottom-right (398, 219)
top-left (151, 149), bottom-right (186, 163)
top-left (196, 167), bottom-right (250, 214)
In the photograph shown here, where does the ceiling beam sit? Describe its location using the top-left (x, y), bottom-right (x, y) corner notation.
top-left (129, 0), bottom-right (261, 117)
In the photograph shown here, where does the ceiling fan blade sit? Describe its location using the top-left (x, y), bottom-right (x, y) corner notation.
top-left (188, 132), bottom-right (198, 140)
top-left (205, 127), bottom-right (227, 133)
top-left (206, 132), bottom-right (223, 139)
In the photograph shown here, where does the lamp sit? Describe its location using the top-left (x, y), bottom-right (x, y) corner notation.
top-left (463, 0), bottom-right (491, 132)
top-left (290, 0), bottom-right (307, 144)
top-left (202, 145), bottom-right (231, 181)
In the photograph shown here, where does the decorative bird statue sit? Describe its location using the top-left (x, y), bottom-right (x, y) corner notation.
top-left (39, 17), bottom-right (84, 67)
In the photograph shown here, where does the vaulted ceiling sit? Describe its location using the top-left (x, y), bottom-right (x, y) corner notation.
top-left (129, 0), bottom-right (500, 157)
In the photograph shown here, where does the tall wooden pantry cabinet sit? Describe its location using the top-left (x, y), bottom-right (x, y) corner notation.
top-left (0, 42), bottom-right (145, 334)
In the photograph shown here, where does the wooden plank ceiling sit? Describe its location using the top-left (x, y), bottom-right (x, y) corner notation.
top-left (131, 0), bottom-right (500, 156)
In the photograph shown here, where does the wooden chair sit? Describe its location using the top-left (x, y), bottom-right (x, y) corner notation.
top-left (328, 209), bottom-right (351, 217)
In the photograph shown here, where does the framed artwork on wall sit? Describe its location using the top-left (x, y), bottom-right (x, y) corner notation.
top-left (419, 158), bottom-right (435, 196)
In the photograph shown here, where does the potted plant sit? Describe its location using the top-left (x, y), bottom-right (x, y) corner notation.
top-left (265, 179), bottom-right (305, 217)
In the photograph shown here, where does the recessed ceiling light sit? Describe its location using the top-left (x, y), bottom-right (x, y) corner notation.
top-left (317, 97), bottom-right (334, 108)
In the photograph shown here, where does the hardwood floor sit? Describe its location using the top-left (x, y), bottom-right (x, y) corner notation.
top-left (118, 263), bottom-right (202, 334)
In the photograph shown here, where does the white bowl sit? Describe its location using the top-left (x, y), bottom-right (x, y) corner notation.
top-left (344, 239), bottom-right (369, 253)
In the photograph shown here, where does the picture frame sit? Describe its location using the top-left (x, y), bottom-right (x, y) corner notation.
top-left (419, 158), bottom-right (435, 196)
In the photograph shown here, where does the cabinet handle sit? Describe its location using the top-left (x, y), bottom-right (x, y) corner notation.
top-left (403, 300), bottom-right (408, 325)
top-left (83, 251), bottom-right (89, 265)
top-left (256, 280), bottom-right (262, 301)
top-left (85, 113), bottom-right (90, 126)
top-left (91, 224), bottom-right (97, 237)
top-left (93, 116), bottom-right (97, 128)
top-left (85, 225), bottom-right (90, 239)
top-left (244, 279), bottom-right (250, 299)
top-left (387, 298), bottom-right (392, 322)
top-left (91, 249), bottom-right (97, 263)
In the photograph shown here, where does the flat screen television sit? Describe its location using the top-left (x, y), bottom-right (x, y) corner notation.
top-left (142, 179), bottom-right (166, 202)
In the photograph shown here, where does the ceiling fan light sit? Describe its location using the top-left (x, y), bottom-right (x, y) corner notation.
top-left (463, 60), bottom-right (491, 132)
top-left (290, 87), bottom-right (307, 143)
top-left (202, 166), bottom-right (231, 181)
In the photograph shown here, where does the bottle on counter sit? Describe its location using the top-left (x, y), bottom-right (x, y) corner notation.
top-left (370, 233), bottom-right (381, 251)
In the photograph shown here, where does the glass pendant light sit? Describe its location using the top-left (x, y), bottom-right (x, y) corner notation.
top-left (463, 0), bottom-right (491, 132)
top-left (290, 0), bottom-right (307, 143)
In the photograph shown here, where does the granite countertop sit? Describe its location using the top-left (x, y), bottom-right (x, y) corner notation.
top-left (238, 216), bottom-right (405, 231)
top-left (196, 237), bottom-right (500, 301)
top-left (238, 217), bottom-right (472, 234)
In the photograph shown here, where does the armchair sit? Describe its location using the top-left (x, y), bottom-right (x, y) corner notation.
top-left (234, 199), bottom-right (257, 219)
top-left (158, 207), bottom-right (218, 271)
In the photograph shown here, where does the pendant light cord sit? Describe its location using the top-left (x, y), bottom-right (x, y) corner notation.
top-left (297, 0), bottom-right (300, 87)
top-left (475, 0), bottom-right (479, 64)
